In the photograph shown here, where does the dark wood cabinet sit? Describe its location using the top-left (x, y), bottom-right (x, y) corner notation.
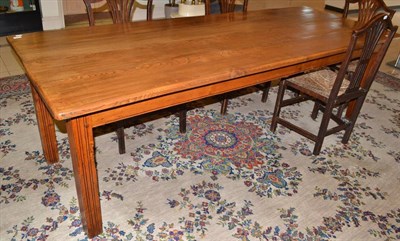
top-left (0, 0), bottom-right (42, 36)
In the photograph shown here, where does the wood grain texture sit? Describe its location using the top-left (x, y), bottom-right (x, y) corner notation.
top-left (7, 7), bottom-right (356, 121)
top-left (30, 85), bottom-right (59, 164)
top-left (89, 52), bottom-right (351, 127)
top-left (7, 7), bottom-right (362, 237)
top-left (66, 116), bottom-right (102, 238)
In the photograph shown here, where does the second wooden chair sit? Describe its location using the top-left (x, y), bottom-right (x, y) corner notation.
top-left (270, 13), bottom-right (397, 155)
top-left (83, 0), bottom-right (177, 155)
top-left (83, 0), bottom-right (153, 26)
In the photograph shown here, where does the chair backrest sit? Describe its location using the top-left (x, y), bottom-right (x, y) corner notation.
top-left (343, 0), bottom-right (395, 26)
top-left (331, 13), bottom-right (397, 100)
top-left (106, 0), bottom-right (135, 23)
top-left (205, 0), bottom-right (248, 15)
top-left (83, 0), bottom-right (153, 26)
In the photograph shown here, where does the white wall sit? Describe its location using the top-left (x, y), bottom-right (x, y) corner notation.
top-left (40, 0), bottom-right (65, 30)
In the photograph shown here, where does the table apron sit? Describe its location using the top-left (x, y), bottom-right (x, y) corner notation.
top-left (90, 52), bottom-right (349, 128)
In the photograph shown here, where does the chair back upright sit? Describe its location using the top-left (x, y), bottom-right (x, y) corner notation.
top-left (106, 0), bottom-right (135, 23)
top-left (331, 13), bottom-right (397, 101)
top-left (343, 0), bottom-right (395, 26)
top-left (83, 0), bottom-right (106, 26)
top-left (219, 0), bottom-right (248, 13)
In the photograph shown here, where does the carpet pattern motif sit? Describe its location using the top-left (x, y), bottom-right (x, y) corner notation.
top-left (0, 73), bottom-right (399, 241)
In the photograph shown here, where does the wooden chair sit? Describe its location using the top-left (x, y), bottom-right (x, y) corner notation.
top-left (83, 0), bottom-right (153, 26)
top-left (270, 13), bottom-right (397, 155)
top-left (172, 0), bottom-right (249, 144)
top-left (204, 0), bottom-right (248, 15)
top-left (107, 0), bottom-right (136, 23)
top-left (343, 0), bottom-right (395, 27)
top-left (83, 0), bottom-right (155, 154)
top-left (329, 0), bottom-right (395, 114)
top-left (204, 0), bottom-right (261, 115)
top-left (83, 0), bottom-right (106, 26)
top-left (258, 0), bottom-right (395, 118)
top-left (107, 0), bottom-right (153, 23)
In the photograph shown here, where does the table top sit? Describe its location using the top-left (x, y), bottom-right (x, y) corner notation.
top-left (7, 7), bottom-right (355, 121)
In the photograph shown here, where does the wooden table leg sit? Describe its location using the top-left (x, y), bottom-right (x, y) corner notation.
top-left (30, 86), bottom-right (59, 164)
top-left (66, 116), bottom-right (103, 238)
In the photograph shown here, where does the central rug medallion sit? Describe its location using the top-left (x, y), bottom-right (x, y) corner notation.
top-left (149, 110), bottom-right (303, 198)
top-left (204, 129), bottom-right (238, 149)
top-left (173, 114), bottom-right (269, 169)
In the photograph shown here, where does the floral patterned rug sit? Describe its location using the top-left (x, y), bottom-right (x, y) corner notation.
top-left (1, 73), bottom-right (399, 241)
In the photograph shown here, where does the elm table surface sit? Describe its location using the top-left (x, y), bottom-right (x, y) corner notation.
top-left (7, 7), bottom-right (356, 238)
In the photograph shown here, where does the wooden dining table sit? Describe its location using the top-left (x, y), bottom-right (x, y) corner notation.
top-left (7, 6), bottom-right (358, 238)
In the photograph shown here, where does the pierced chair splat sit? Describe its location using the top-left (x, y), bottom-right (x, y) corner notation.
top-left (270, 13), bottom-right (398, 155)
top-left (106, 0), bottom-right (135, 23)
top-left (330, 0), bottom-right (395, 115)
top-left (83, 0), bottom-right (153, 26)
top-left (83, 0), bottom-right (108, 26)
top-left (107, 0), bottom-right (154, 22)
top-left (343, 0), bottom-right (395, 27)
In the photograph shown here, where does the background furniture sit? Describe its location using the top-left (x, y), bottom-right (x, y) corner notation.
top-left (83, 0), bottom-right (154, 154)
top-left (0, 0), bottom-right (42, 36)
top-left (325, 0), bottom-right (399, 12)
top-left (83, 0), bottom-right (153, 26)
top-left (343, 0), bottom-right (395, 27)
top-left (83, 0), bottom-right (106, 26)
top-left (204, 0), bottom-right (259, 116)
top-left (205, 0), bottom-right (248, 15)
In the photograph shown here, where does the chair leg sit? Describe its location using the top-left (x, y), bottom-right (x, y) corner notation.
top-left (336, 104), bottom-right (346, 118)
top-left (313, 104), bottom-right (334, 155)
top-left (179, 109), bottom-right (187, 134)
top-left (270, 80), bottom-right (286, 132)
top-left (116, 122), bottom-right (126, 154)
top-left (311, 102), bottom-right (320, 120)
top-left (221, 97), bottom-right (229, 115)
top-left (261, 82), bottom-right (271, 103)
top-left (342, 96), bottom-right (366, 144)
